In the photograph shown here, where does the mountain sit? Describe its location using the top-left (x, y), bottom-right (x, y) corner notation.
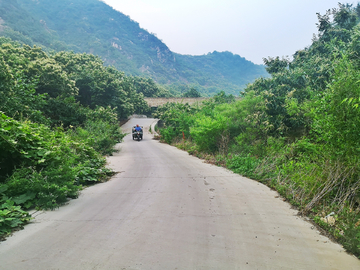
top-left (0, 0), bottom-right (269, 95)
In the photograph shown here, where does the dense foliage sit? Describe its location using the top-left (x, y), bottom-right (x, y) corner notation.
top-left (0, 0), bottom-right (268, 96)
top-left (0, 38), bottom-right (159, 237)
top-left (155, 3), bottom-right (360, 257)
top-left (182, 88), bottom-right (201, 98)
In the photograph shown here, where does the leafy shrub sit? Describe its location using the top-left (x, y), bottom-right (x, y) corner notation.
top-left (0, 185), bottom-right (32, 237)
top-left (154, 102), bottom-right (197, 144)
top-left (5, 167), bottom-right (79, 210)
top-left (0, 198), bottom-right (32, 237)
top-left (159, 126), bottom-right (178, 144)
top-left (226, 154), bottom-right (261, 179)
top-left (0, 112), bottom-right (113, 210)
top-left (0, 112), bottom-right (49, 182)
top-left (70, 106), bottom-right (125, 155)
top-left (191, 114), bottom-right (228, 153)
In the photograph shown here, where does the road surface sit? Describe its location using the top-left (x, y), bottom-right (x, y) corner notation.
top-left (0, 117), bottom-right (359, 269)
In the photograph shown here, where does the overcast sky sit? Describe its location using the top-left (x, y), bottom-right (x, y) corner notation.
top-left (101, 0), bottom-right (355, 65)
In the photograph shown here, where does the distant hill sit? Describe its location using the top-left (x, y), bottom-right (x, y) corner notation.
top-left (0, 0), bottom-right (269, 95)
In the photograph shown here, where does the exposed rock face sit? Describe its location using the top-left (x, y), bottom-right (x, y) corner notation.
top-left (112, 42), bottom-right (122, 50)
top-left (138, 32), bottom-right (148, 41)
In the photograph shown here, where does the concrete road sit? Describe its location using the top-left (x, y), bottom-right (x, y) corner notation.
top-left (0, 117), bottom-right (359, 269)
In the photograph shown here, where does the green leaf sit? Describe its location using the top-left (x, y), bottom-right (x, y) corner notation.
top-left (0, 185), bottom-right (8, 193)
top-left (12, 193), bottom-right (36, 205)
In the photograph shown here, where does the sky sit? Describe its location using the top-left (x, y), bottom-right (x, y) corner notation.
top-left (101, 0), bottom-right (355, 65)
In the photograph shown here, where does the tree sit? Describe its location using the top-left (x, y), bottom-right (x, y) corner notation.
top-left (263, 56), bottom-right (289, 75)
top-left (130, 76), bottom-right (162, 97)
top-left (333, 3), bottom-right (357, 30)
top-left (182, 87), bottom-right (201, 98)
top-left (0, 45), bottom-right (48, 123)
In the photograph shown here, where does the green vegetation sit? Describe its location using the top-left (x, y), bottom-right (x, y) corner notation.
top-left (0, 37), bottom-right (160, 237)
top-left (174, 51), bottom-right (268, 95)
top-left (155, 3), bottom-right (360, 257)
top-left (182, 88), bottom-right (201, 98)
top-left (0, 0), bottom-right (268, 96)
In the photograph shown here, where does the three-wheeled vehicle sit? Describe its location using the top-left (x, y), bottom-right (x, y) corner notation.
top-left (132, 126), bottom-right (143, 141)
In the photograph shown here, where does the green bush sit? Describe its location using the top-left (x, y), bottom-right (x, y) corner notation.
top-left (154, 102), bottom-right (197, 144)
top-left (70, 106), bottom-right (125, 155)
top-left (0, 112), bottom-right (113, 210)
top-left (226, 154), bottom-right (261, 179)
top-left (0, 198), bottom-right (32, 237)
top-left (190, 114), bottom-right (228, 153)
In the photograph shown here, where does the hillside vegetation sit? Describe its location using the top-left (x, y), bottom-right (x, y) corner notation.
top-left (154, 3), bottom-right (360, 257)
top-left (0, 0), bottom-right (268, 96)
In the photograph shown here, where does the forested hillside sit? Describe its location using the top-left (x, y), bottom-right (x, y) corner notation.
top-left (0, 0), bottom-right (268, 95)
top-left (154, 3), bottom-right (360, 257)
